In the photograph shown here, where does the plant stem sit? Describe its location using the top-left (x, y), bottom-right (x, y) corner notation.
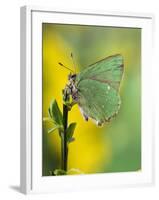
top-left (61, 103), bottom-right (68, 171)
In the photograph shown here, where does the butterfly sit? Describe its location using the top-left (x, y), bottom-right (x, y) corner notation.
top-left (59, 54), bottom-right (124, 126)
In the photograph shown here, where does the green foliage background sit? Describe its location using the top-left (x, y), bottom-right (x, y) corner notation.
top-left (42, 23), bottom-right (141, 176)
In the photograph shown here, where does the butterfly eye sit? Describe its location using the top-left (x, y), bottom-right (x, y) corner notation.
top-left (72, 74), bottom-right (76, 78)
top-left (71, 74), bottom-right (76, 80)
top-left (68, 74), bottom-right (76, 82)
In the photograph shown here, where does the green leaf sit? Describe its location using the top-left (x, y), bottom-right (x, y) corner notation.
top-left (43, 117), bottom-right (53, 123)
top-left (66, 122), bottom-right (76, 143)
top-left (48, 107), bottom-right (52, 119)
top-left (54, 169), bottom-right (67, 176)
top-left (68, 137), bottom-right (75, 143)
top-left (67, 168), bottom-right (84, 175)
top-left (48, 125), bottom-right (61, 133)
top-left (49, 98), bottom-right (63, 126)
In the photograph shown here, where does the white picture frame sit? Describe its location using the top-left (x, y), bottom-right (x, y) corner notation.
top-left (20, 6), bottom-right (154, 194)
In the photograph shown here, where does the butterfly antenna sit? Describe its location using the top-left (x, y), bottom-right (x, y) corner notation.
top-left (58, 62), bottom-right (74, 73)
top-left (71, 53), bottom-right (76, 73)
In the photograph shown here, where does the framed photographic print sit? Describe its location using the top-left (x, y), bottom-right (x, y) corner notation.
top-left (20, 6), bottom-right (154, 194)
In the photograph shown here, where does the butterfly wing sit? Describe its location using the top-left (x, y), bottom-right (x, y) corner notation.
top-left (75, 54), bottom-right (123, 124)
top-left (77, 79), bottom-right (121, 125)
top-left (76, 54), bottom-right (123, 91)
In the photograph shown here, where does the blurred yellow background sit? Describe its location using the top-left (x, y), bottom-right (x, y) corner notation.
top-left (42, 23), bottom-right (141, 175)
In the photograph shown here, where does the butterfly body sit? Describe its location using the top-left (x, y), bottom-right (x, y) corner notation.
top-left (67, 54), bottom-right (124, 126)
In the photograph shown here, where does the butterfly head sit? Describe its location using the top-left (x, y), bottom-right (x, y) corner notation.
top-left (68, 73), bottom-right (77, 83)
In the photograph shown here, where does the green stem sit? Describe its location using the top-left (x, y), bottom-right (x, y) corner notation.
top-left (62, 104), bottom-right (68, 171)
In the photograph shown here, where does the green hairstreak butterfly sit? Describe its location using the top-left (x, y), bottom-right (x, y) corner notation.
top-left (59, 54), bottom-right (124, 126)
